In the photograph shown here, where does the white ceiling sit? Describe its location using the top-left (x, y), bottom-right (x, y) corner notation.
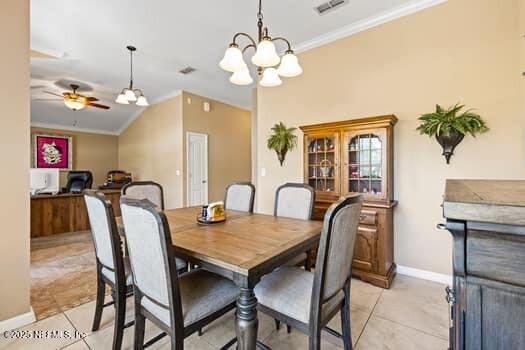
top-left (30, 0), bottom-right (443, 134)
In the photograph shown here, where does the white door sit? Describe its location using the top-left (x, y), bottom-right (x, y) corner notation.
top-left (186, 132), bottom-right (208, 206)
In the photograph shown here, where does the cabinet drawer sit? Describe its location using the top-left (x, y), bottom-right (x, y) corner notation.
top-left (360, 210), bottom-right (377, 225)
top-left (352, 226), bottom-right (378, 272)
top-left (467, 230), bottom-right (525, 287)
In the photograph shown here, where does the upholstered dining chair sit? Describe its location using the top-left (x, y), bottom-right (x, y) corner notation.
top-left (274, 183), bottom-right (316, 270)
top-left (121, 181), bottom-right (187, 273)
top-left (122, 181), bottom-right (165, 210)
top-left (84, 190), bottom-right (134, 350)
top-left (224, 181), bottom-right (256, 212)
top-left (255, 194), bottom-right (363, 350)
top-left (120, 196), bottom-right (239, 350)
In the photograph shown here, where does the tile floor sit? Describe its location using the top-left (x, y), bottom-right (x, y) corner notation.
top-left (3, 274), bottom-right (450, 349)
top-left (30, 231), bottom-right (108, 320)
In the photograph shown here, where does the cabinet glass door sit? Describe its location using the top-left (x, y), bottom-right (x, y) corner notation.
top-left (305, 133), bottom-right (339, 195)
top-left (344, 129), bottom-right (386, 199)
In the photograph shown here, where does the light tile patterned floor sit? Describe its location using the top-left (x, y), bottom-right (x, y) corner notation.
top-left (2, 274), bottom-right (449, 349)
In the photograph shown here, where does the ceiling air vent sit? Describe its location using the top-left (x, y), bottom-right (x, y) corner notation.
top-left (179, 66), bottom-right (196, 75)
top-left (315, 0), bottom-right (349, 15)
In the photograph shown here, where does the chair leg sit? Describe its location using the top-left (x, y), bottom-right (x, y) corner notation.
top-left (274, 319), bottom-right (281, 330)
top-left (91, 275), bottom-right (105, 332)
top-left (341, 284), bottom-right (353, 350)
top-left (198, 328), bottom-right (203, 336)
top-left (286, 325), bottom-right (292, 334)
top-left (134, 310), bottom-right (146, 350)
top-left (112, 291), bottom-right (126, 350)
top-left (308, 329), bottom-right (322, 350)
top-left (304, 254), bottom-right (312, 272)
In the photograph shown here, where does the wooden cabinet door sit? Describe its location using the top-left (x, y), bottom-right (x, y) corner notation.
top-left (352, 226), bottom-right (378, 272)
top-left (342, 129), bottom-right (388, 201)
top-left (304, 132), bottom-right (340, 197)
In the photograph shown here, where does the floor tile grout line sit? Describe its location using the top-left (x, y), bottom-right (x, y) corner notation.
top-left (353, 288), bottom-right (384, 348)
top-left (371, 312), bottom-right (449, 341)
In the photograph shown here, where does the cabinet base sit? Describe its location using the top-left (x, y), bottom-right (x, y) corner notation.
top-left (352, 263), bottom-right (397, 289)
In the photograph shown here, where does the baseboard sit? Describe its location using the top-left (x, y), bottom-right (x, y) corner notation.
top-left (0, 307), bottom-right (36, 332)
top-left (397, 265), bottom-right (452, 285)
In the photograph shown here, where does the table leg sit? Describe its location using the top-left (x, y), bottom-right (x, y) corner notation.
top-left (235, 287), bottom-right (258, 350)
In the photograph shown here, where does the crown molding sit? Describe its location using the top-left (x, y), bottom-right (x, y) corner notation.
top-left (31, 122), bottom-right (120, 136)
top-left (149, 89), bottom-right (183, 105)
top-left (295, 0), bottom-right (447, 53)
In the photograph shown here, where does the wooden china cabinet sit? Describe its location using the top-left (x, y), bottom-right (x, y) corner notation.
top-left (300, 115), bottom-right (398, 288)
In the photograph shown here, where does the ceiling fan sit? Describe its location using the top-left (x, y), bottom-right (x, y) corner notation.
top-left (43, 84), bottom-right (110, 111)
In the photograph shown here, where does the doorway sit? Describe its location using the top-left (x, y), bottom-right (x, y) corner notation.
top-left (186, 132), bottom-right (209, 206)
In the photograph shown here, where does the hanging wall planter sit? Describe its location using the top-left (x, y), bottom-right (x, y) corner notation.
top-left (267, 122), bottom-right (297, 166)
top-left (417, 103), bottom-right (488, 164)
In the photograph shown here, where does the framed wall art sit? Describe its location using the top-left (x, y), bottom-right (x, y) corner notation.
top-left (32, 133), bottom-right (73, 170)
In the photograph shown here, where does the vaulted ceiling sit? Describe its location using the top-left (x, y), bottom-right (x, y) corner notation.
top-left (30, 0), bottom-right (444, 134)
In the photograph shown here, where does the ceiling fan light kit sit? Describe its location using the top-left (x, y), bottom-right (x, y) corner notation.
top-left (43, 83), bottom-right (110, 111)
top-left (219, 0), bottom-right (302, 87)
top-left (116, 45), bottom-right (149, 106)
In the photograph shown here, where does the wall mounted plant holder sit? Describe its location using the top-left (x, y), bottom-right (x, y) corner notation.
top-left (436, 130), bottom-right (464, 164)
top-left (417, 103), bottom-right (488, 164)
top-left (267, 122), bottom-right (297, 166)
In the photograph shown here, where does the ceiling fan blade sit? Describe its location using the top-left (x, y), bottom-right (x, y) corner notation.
top-left (33, 98), bottom-right (63, 101)
top-left (86, 96), bottom-right (99, 102)
top-left (43, 91), bottom-right (65, 98)
top-left (87, 102), bottom-right (110, 110)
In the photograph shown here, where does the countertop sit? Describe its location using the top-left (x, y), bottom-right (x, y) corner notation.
top-left (31, 189), bottom-right (121, 199)
top-left (443, 179), bottom-right (525, 225)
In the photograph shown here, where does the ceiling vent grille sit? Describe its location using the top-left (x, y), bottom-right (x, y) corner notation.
top-left (315, 0), bottom-right (349, 15)
top-left (179, 66), bottom-right (196, 75)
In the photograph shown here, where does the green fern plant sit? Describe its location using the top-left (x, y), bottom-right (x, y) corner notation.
top-left (417, 103), bottom-right (488, 137)
top-left (267, 122), bottom-right (298, 166)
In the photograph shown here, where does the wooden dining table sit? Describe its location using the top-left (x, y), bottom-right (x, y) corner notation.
top-left (119, 206), bottom-right (323, 350)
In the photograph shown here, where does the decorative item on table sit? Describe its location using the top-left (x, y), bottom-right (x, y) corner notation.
top-left (319, 159), bottom-right (332, 177)
top-left (267, 122), bottom-right (297, 166)
top-left (197, 201), bottom-right (226, 224)
top-left (32, 133), bottom-right (73, 170)
top-left (416, 103), bottom-right (488, 164)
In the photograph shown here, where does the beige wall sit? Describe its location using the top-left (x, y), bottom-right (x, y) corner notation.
top-left (118, 92), bottom-right (251, 208)
top-left (256, 0), bottom-right (525, 275)
top-left (119, 95), bottom-right (184, 209)
top-left (0, 0), bottom-right (30, 321)
top-left (182, 92), bottom-right (252, 203)
top-left (30, 127), bottom-right (119, 187)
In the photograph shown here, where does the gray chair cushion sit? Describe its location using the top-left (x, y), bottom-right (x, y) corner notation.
top-left (175, 257), bottom-right (187, 271)
top-left (101, 257), bottom-right (133, 286)
top-left (141, 269), bottom-right (238, 327)
top-left (284, 252), bottom-right (308, 267)
top-left (254, 266), bottom-right (343, 324)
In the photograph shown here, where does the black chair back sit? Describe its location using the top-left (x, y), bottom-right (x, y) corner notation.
top-left (67, 171), bottom-right (93, 193)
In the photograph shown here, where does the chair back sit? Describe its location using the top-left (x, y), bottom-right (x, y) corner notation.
top-left (274, 183), bottom-right (315, 220)
top-left (122, 181), bottom-right (164, 210)
top-left (67, 171), bottom-right (93, 193)
top-left (224, 182), bottom-right (255, 212)
top-left (120, 196), bottom-right (181, 320)
top-left (84, 190), bottom-right (125, 285)
top-left (310, 195), bottom-right (362, 318)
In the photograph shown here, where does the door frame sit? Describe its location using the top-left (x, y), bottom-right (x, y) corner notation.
top-left (186, 131), bottom-right (209, 206)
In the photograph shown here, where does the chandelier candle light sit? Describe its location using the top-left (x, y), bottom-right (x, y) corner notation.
top-left (219, 0), bottom-right (303, 87)
top-left (116, 46), bottom-right (149, 106)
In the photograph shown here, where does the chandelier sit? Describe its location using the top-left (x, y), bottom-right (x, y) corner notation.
top-left (115, 46), bottom-right (149, 106)
top-left (219, 0), bottom-right (302, 87)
